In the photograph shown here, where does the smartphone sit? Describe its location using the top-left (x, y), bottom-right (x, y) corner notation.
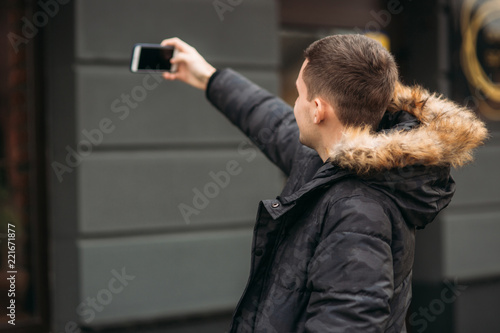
top-left (130, 43), bottom-right (178, 73)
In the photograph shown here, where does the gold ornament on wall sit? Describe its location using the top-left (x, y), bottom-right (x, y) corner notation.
top-left (461, 0), bottom-right (500, 120)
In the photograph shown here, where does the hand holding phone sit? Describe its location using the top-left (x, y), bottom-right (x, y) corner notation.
top-left (130, 43), bottom-right (178, 73)
top-left (159, 38), bottom-right (216, 90)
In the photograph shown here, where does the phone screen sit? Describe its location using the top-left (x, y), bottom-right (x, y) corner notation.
top-left (131, 45), bottom-right (175, 72)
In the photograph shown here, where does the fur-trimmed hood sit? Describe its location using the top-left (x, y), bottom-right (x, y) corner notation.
top-left (329, 82), bottom-right (488, 174)
top-left (326, 82), bottom-right (488, 228)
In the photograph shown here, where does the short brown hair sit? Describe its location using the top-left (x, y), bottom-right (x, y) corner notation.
top-left (303, 34), bottom-right (398, 129)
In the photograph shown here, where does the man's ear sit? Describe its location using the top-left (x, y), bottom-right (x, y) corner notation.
top-left (313, 98), bottom-right (327, 124)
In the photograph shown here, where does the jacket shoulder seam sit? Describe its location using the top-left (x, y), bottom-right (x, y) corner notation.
top-left (310, 288), bottom-right (391, 301)
top-left (325, 230), bottom-right (391, 247)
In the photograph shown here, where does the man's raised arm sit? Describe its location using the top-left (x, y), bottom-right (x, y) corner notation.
top-left (161, 37), bottom-right (301, 176)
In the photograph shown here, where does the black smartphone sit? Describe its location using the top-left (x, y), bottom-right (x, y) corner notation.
top-left (130, 43), bottom-right (178, 73)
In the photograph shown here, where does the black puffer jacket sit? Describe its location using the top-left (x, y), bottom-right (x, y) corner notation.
top-left (206, 69), bottom-right (487, 332)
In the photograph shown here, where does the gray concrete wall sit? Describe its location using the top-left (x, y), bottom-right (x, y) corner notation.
top-left (46, 1), bottom-right (282, 331)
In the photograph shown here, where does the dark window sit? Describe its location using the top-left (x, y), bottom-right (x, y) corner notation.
top-left (0, 1), bottom-right (48, 331)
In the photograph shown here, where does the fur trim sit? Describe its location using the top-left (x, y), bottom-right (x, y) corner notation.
top-left (329, 82), bottom-right (489, 175)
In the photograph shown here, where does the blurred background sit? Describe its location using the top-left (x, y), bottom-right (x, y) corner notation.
top-left (0, 0), bottom-right (499, 332)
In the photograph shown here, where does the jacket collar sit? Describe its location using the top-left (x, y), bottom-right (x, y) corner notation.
top-left (263, 163), bottom-right (353, 219)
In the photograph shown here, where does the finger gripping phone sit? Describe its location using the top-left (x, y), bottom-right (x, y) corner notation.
top-left (130, 43), bottom-right (178, 73)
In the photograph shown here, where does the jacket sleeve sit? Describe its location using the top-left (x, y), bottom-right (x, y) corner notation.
top-left (305, 196), bottom-right (394, 332)
top-left (206, 68), bottom-right (301, 176)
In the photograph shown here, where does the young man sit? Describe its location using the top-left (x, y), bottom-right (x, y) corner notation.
top-left (161, 35), bottom-right (487, 332)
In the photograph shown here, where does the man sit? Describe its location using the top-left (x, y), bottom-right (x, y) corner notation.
top-left (161, 35), bottom-right (487, 332)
